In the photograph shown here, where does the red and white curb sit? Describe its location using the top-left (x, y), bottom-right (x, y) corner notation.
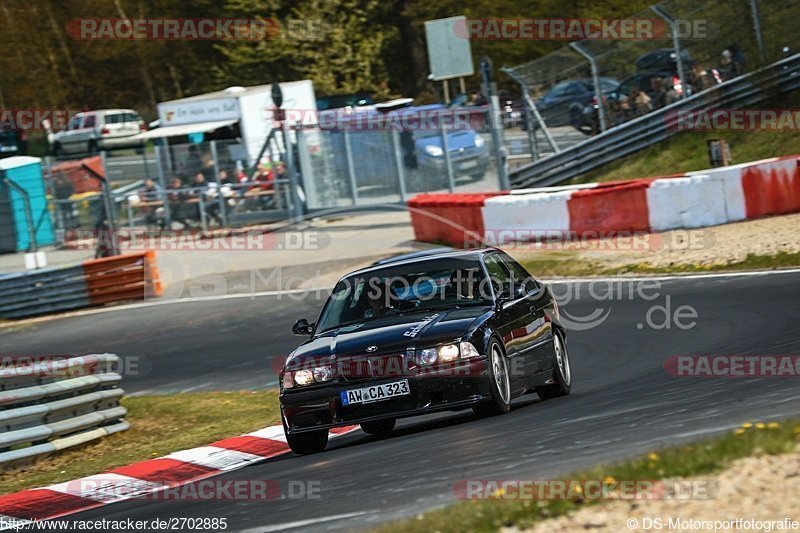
top-left (0, 424), bottom-right (358, 529)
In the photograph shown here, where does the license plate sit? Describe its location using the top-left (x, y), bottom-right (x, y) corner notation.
top-left (460, 160), bottom-right (478, 169)
top-left (341, 380), bottom-right (410, 405)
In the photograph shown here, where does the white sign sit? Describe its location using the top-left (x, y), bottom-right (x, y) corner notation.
top-left (158, 97), bottom-right (240, 126)
top-left (425, 16), bottom-right (474, 81)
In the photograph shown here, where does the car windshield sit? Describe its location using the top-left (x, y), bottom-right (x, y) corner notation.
top-left (316, 257), bottom-right (491, 333)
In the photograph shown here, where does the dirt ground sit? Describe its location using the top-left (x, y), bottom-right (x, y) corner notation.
top-left (510, 213), bottom-right (800, 270)
top-left (516, 446), bottom-right (800, 533)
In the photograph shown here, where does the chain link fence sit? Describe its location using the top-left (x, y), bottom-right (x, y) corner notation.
top-left (504, 0), bottom-right (800, 165)
top-left (295, 106), bottom-right (501, 210)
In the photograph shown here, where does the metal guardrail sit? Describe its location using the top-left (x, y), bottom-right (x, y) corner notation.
top-left (510, 52), bottom-right (800, 188)
top-left (0, 251), bottom-right (162, 319)
top-left (0, 354), bottom-right (127, 470)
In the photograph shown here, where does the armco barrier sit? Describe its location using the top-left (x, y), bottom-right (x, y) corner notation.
top-left (0, 251), bottom-right (162, 319)
top-left (0, 354), bottom-right (127, 471)
top-left (408, 155), bottom-right (800, 245)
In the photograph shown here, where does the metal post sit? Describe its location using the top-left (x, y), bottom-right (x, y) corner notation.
top-left (652, 6), bottom-right (689, 99)
top-left (443, 80), bottom-right (450, 105)
top-left (2, 177), bottom-right (36, 252)
top-left (502, 66), bottom-right (560, 155)
top-left (439, 123), bottom-right (456, 192)
top-left (390, 130), bottom-right (408, 201)
top-left (750, 0), bottom-right (765, 64)
top-left (210, 140), bottom-right (227, 226)
top-left (127, 200), bottom-right (135, 232)
top-left (98, 151), bottom-right (120, 255)
top-left (481, 57), bottom-right (510, 190)
top-left (342, 130), bottom-right (359, 205)
top-left (197, 190), bottom-right (208, 231)
top-left (154, 144), bottom-right (171, 228)
top-left (283, 121), bottom-right (303, 222)
top-left (570, 42), bottom-right (607, 132)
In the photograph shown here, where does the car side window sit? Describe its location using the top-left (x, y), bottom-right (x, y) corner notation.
top-left (549, 82), bottom-right (571, 97)
top-left (484, 253), bottom-right (512, 289)
top-left (567, 83), bottom-right (585, 95)
top-left (82, 115), bottom-right (96, 128)
top-left (498, 253), bottom-right (538, 294)
top-left (69, 115), bottom-right (82, 130)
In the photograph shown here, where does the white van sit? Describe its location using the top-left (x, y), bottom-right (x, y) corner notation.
top-left (48, 109), bottom-right (146, 156)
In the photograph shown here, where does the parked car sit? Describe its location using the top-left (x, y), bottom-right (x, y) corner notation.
top-left (317, 93), bottom-right (375, 111)
top-left (48, 109), bottom-right (146, 157)
top-left (0, 129), bottom-right (20, 159)
top-left (535, 78), bottom-right (619, 131)
top-left (280, 247), bottom-right (572, 454)
top-left (635, 48), bottom-right (695, 75)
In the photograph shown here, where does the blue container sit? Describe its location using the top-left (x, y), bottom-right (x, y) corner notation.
top-left (0, 156), bottom-right (55, 252)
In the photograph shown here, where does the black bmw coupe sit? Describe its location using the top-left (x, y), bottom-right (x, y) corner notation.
top-left (279, 248), bottom-right (572, 454)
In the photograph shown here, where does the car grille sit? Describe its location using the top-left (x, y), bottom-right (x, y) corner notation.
top-left (338, 354), bottom-right (406, 383)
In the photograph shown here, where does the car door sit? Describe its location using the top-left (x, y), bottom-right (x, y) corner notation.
top-left (59, 114), bottom-right (83, 154)
top-left (484, 253), bottom-right (540, 390)
top-left (498, 252), bottom-right (554, 377)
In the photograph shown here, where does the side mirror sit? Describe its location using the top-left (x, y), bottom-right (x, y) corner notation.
top-left (292, 319), bottom-right (314, 336)
top-left (498, 283), bottom-right (527, 303)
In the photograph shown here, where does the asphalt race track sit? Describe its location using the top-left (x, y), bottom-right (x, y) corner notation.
top-left (3, 270), bottom-right (800, 531)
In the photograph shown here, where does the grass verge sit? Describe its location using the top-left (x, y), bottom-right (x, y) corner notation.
top-left (516, 250), bottom-right (800, 278)
top-left (569, 90), bottom-right (800, 185)
top-left (0, 390), bottom-right (281, 495)
top-left (378, 420), bottom-right (800, 533)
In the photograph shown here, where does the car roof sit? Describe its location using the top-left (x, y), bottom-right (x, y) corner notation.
top-left (74, 109), bottom-right (139, 116)
top-left (352, 247), bottom-right (496, 276)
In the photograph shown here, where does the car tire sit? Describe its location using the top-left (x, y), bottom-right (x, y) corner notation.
top-left (473, 339), bottom-right (511, 417)
top-left (360, 418), bottom-right (396, 436)
top-left (53, 143), bottom-right (64, 158)
top-left (284, 422), bottom-right (328, 455)
top-left (536, 330), bottom-right (572, 400)
top-left (88, 140), bottom-right (98, 155)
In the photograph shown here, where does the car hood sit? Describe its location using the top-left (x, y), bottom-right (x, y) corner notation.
top-left (286, 306), bottom-right (491, 368)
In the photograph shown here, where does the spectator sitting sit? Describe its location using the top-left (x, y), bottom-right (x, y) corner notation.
top-left (190, 172), bottom-right (223, 227)
top-left (139, 178), bottom-right (164, 230)
top-left (167, 177), bottom-right (194, 229)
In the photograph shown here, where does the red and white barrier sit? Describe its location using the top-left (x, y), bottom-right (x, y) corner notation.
top-left (408, 156), bottom-right (800, 246)
top-left (0, 424), bottom-right (358, 527)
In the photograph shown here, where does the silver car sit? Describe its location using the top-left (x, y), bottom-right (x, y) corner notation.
top-left (49, 109), bottom-right (146, 156)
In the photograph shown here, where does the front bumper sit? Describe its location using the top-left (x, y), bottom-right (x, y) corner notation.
top-left (280, 359), bottom-right (491, 434)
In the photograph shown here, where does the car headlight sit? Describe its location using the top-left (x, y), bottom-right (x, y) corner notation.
top-left (474, 136), bottom-right (485, 148)
top-left (313, 365), bottom-right (334, 382)
top-left (294, 369), bottom-right (315, 386)
top-left (417, 342), bottom-right (481, 365)
top-left (285, 365), bottom-right (335, 388)
top-left (424, 144), bottom-right (443, 157)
